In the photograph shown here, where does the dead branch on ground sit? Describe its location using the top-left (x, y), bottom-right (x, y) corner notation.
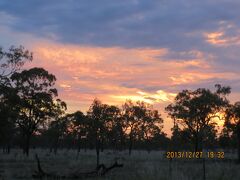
top-left (32, 154), bottom-right (123, 179)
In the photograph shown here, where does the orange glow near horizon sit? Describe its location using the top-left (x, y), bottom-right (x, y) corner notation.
top-left (1, 3), bottom-right (240, 139)
top-left (19, 41), bottom-right (239, 136)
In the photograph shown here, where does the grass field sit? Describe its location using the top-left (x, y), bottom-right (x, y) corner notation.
top-left (0, 149), bottom-right (240, 180)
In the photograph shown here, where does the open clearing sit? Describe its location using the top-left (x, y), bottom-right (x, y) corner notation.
top-left (0, 149), bottom-right (240, 180)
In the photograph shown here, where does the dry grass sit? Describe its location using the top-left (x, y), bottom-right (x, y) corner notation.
top-left (0, 149), bottom-right (240, 180)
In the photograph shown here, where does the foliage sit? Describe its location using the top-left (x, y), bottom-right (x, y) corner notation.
top-left (166, 84), bottom-right (230, 151)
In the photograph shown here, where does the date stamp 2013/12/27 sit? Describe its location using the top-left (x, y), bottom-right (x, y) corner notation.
top-left (166, 151), bottom-right (224, 159)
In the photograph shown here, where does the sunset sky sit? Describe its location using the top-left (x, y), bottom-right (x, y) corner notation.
top-left (1, 0), bottom-right (240, 135)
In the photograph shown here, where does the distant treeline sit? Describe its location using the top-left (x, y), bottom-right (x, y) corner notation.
top-left (1, 46), bottom-right (240, 163)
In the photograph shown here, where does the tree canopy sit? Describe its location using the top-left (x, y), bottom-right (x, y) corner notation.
top-left (166, 84), bottom-right (230, 151)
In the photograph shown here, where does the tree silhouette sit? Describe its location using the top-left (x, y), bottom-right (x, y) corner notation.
top-left (11, 67), bottom-right (58, 156)
top-left (104, 105), bottom-right (126, 151)
top-left (219, 125), bottom-right (237, 150)
top-left (0, 45), bottom-right (33, 152)
top-left (0, 85), bottom-right (19, 153)
top-left (170, 126), bottom-right (191, 150)
top-left (67, 111), bottom-right (88, 153)
top-left (47, 116), bottom-right (68, 154)
top-left (225, 102), bottom-right (240, 162)
top-left (0, 45), bottom-right (32, 85)
top-left (87, 99), bottom-right (107, 166)
top-left (122, 100), bottom-right (163, 155)
top-left (138, 103), bottom-right (163, 153)
top-left (46, 99), bottom-right (67, 154)
top-left (166, 84), bottom-right (230, 151)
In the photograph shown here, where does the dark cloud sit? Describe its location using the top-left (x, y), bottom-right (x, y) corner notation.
top-left (1, 0), bottom-right (240, 51)
top-left (1, 0), bottom-right (240, 93)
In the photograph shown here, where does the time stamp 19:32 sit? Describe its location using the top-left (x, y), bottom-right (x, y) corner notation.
top-left (166, 151), bottom-right (224, 159)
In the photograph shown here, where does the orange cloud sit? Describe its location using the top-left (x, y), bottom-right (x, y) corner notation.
top-left (205, 22), bottom-right (240, 46)
top-left (22, 40), bottom-right (237, 136)
top-left (27, 42), bottom-right (225, 110)
top-left (205, 32), bottom-right (227, 45)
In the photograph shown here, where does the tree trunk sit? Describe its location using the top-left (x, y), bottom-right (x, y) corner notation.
top-left (100, 139), bottom-right (104, 152)
top-left (25, 134), bottom-right (31, 156)
top-left (2, 144), bottom-right (10, 154)
top-left (54, 137), bottom-right (59, 155)
top-left (194, 134), bottom-right (199, 152)
top-left (49, 146), bottom-right (52, 153)
top-left (84, 138), bottom-right (87, 152)
top-left (54, 146), bottom-right (58, 155)
top-left (144, 136), bottom-right (151, 154)
top-left (129, 134), bottom-right (133, 155)
top-left (78, 143), bottom-right (81, 153)
top-left (237, 125), bottom-right (240, 163)
top-left (7, 144), bottom-right (10, 154)
top-left (147, 139), bottom-right (151, 154)
top-left (120, 134), bottom-right (124, 152)
top-left (96, 137), bottom-right (100, 167)
top-left (96, 147), bottom-right (100, 167)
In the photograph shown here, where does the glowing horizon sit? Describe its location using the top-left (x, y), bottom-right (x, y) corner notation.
top-left (1, 0), bottom-right (240, 136)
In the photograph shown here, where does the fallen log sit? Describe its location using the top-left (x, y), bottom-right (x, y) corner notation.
top-left (97, 162), bottom-right (123, 176)
top-left (32, 154), bottom-right (123, 179)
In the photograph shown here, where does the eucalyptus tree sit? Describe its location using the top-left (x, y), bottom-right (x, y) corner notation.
top-left (0, 85), bottom-right (19, 153)
top-left (141, 108), bottom-right (163, 153)
top-left (225, 102), bottom-right (240, 162)
top-left (104, 105), bottom-right (126, 151)
top-left (123, 100), bottom-right (163, 155)
top-left (0, 45), bottom-right (32, 152)
top-left (87, 99), bottom-right (107, 166)
top-left (46, 99), bottom-right (67, 154)
top-left (218, 125), bottom-right (237, 150)
top-left (166, 84), bottom-right (230, 151)
top-left (67, 111), bottom-right (88, 153)
top-left (11, 67), bottom-right (59, 156)
top-left (0, 45), bottom-right (32, 85)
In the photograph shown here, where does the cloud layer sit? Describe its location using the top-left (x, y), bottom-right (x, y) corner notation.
top-left (1, 0), bottom-right (240, 134)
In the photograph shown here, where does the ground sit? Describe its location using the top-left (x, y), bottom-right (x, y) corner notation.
top-left (0, 149), bottom-right (240, 180)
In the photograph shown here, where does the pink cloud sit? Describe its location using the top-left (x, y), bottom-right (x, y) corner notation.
top-left (4, 37), bottom-right (238, 136)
